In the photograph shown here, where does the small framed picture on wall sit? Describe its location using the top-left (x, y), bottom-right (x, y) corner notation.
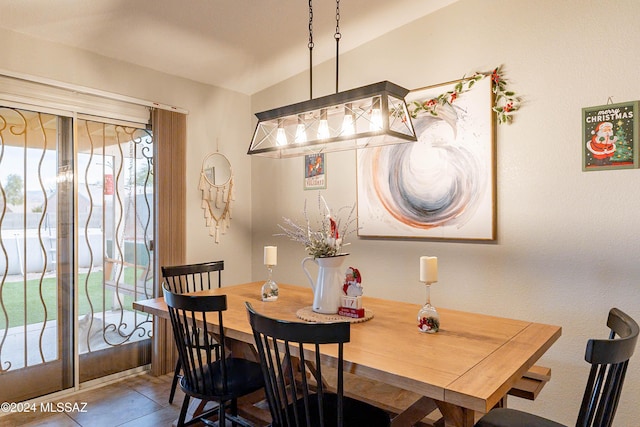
top-left (304, 153), bottom-right (326, 190)
top-left (582, 101), bottom-right (639, 171)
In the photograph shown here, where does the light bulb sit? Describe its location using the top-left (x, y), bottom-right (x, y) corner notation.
top-left (295, 115), bottom-right (307, 143)
top-left (317, 109), bottom-right (330, 139)
top-left (369, 97), bottom-right (383, 131)
top-left (341, 103), bottom-right (355, 136)
top-left (276, 119), bottom-right (288, 146)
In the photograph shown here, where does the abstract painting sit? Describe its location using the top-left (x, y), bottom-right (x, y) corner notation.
top-left (357, 77), bottom-right (495, 240)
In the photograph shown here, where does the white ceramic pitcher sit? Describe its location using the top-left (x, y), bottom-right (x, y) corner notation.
top-left (301, 254), bottom-right (347, 314)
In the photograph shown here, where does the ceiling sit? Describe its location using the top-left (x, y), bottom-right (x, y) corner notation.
top-left (0, 0), bottom-right (457, 95)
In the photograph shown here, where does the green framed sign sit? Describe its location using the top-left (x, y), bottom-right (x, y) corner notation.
top-left (582, 101), bottom-right (639, 171)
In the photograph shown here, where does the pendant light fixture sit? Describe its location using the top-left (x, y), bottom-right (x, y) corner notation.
top-left (247, 0), bottom-right (417, 158)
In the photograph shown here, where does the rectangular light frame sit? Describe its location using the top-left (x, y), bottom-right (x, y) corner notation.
top-left (248, 81), bottom-right (417, 158)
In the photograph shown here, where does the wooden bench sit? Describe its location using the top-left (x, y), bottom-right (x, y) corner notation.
top-left (507, 365), bottom-right (552, 401)
top-left (336, 365), bottom-right (552, 427)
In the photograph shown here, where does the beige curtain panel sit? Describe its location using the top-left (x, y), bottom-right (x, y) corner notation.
top-left (151, 108), bottom-right (187, 376)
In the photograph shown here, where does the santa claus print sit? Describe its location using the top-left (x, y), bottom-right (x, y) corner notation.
top-left (586, 121), bottom-right (617, 165)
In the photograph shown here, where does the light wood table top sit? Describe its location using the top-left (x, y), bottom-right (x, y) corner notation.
top-left (134, 282), bottom-right (561, 427)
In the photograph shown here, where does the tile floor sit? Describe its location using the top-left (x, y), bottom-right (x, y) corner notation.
top-left (0, 369), bottom-right (437, 427)
top-left (0, 372), bottom-right (194, 427)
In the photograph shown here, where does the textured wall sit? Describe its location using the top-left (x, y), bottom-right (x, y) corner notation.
top-left (250, 1), bottom-right (640, 425)
top-left (2, 1), bottom-right (639, 423)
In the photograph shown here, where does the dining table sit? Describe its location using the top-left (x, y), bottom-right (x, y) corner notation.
top-left (133, 282), bottom-right (561, 427)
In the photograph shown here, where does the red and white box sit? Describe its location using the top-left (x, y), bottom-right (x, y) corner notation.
top-left (338, 306), bottom-right (365, 318)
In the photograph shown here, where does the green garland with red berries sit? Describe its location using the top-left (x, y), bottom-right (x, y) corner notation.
top-left (408, 65), bottom-right (521, 124)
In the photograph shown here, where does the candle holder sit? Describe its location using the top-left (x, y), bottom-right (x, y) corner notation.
top-left (261, 264), bottom-right (279, 301)
top-left (417, 281), bottom-right (439, 333)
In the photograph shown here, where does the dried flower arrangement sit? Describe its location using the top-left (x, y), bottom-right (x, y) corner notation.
top-left (277, 193), bottom-right (358, 258)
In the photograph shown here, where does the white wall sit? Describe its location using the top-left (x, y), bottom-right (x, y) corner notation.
top-left (2, 0), bottom-right (639, 424)
top-left (0, 27), bottom-right (255, 285)
top-left (250, 0), bottom-right (640, 425)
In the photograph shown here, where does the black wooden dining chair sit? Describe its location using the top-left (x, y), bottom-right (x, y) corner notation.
top-left (245, 302), bottom-right (391, 427)
top-left (475, 307), bottom-right (639, 427)
top-left (162, 260), bottom-right (224, 404)
top-left (164, 285), bottom-right (265, 426)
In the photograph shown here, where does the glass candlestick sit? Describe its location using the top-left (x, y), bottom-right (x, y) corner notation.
top-left (417, 281), bottom-right (439, 333)
top-left (261, 264), bottom-right (279, 301)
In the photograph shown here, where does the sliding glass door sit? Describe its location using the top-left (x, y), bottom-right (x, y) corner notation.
top-left (0, 106), bottom-right (154, 402)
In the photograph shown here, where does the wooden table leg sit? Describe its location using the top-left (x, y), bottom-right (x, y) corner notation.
top-left (227, 338), bottom-right (259, 361)
top-left (435, 401), bottom-right (475, 427)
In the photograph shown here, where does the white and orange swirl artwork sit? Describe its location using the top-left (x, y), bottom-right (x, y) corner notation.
top-left (357, 77), bottom-right (495, 241)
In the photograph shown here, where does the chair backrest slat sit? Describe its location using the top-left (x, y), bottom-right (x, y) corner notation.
top-left (315, 344), bottom-right (325, 427)
top-left (576, 308), bottom-right (639, 427)
top-left (337, 342), bottom-right (344, 426)
top-left (283, 342), bottom-right (300, 426)
top-left (259, 335), bottom-right (282, 426)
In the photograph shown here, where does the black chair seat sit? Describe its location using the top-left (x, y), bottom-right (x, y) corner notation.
top-left (287, 393), bottom-right (390, 427)
top-left (475, 408), bottom-right (566, 427)
top-left (181, 357), bottom-right (264, 400)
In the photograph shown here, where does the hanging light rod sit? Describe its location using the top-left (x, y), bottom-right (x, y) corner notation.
top-left (247, 0), bottom-right (416, 158)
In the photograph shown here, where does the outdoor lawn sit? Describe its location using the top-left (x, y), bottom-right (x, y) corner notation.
top-left (1, 268), bottom-right (140, 329)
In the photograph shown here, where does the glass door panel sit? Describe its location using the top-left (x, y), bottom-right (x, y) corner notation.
top-left (76, 119), bottom-right (153, 381)
top-left (0, 107), bottom-right (73, 401)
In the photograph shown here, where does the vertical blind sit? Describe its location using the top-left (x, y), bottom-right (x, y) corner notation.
top-left (152, 108), bottom-right (187, 375)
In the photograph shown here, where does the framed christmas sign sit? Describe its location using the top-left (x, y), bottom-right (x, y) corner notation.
top-left (582, 101), bottom-right (639, 171)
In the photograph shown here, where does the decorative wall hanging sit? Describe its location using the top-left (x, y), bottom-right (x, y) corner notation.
top-left (357, 76), bottom-right (495, 240)
top-left (304, 153), bottom-right (326, 190)
top-left (582, 101), bottom-right (638, 171)
top-left (199, 151), bottom-right (234, 243)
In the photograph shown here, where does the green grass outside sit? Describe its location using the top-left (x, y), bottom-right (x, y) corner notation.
top-left (0, 268), bottom-right (140, 329)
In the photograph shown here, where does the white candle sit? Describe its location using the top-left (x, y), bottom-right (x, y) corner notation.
top-left (264, 246), bottom-right (277, 266)
top-left (419, 256), bottom-right (438, 283)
